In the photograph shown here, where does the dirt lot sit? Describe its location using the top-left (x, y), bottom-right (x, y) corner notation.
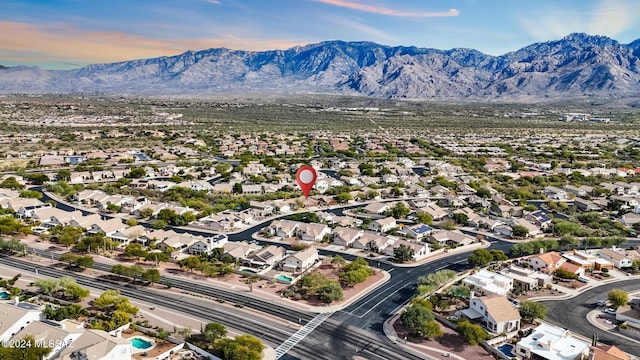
top-left (394, 321), bottom-right (494, 360)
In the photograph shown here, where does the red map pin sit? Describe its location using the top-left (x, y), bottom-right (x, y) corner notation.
top-left (296, 165), bottom-right (317, 198)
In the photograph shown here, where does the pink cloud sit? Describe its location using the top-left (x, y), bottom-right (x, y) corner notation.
top-left (0, 21), bottom-right (304, 66)
top-left (313, 0), bottom-right (459, 17)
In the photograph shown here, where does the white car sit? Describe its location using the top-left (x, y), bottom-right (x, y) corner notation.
top-left (603, 308), bottom-right (616, 315)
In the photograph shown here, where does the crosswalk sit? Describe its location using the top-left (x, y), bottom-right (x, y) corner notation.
top-left (274, 312), bottom-right (334, 359)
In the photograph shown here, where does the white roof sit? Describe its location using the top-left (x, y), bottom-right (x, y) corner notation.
top-left (517, 323), bottom-right (589, 360)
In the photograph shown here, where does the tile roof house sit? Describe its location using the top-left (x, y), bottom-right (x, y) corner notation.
top-left (525, 251), bottom-right (565, 273)
top-left (10, 320), bottom-right (83, 360)
top-left (405, 223), bottom-right (433, 240)
top-left (367, 217), bottom-right (397, 233)
top-left (188, 234), bottom-right (229, 255)
top-left (362, 202), bottom-right (389, 215)
top-left (282, 247), bottom-right (319, 273)
top-left (57, 328), bottom-right (132, 360)
top-left (269, 220), bottom-right (300, 238)
top-left (463, 294), bottom-right (521, 334)
top-left (353, 231), bottom-right (394, 252)
top-left (598, 248), bottom-right (633, 269)
top-left (587, 345), bottom-right (632, 360)
top-left (297, 223), bottom-right (331, 242)
top-left (249, 245), bottom-right (287, 267)
top-left (0, 302), bottom-right (45, 342)
top-left (428, 230), bottom-right (475, 247)
top-left (383, 239), bottom-right (430, 261)
top-left (331, 226), bottom-right (364, 247)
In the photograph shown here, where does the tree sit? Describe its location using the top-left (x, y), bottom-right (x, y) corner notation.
top-left (126, 218), bottom-right (138, 226)
top-left (390, 202), bottom-right (411, 219)
top-left (64, 283), bottom-right (90, 301)
top-left (489, 249), bottom-right (508, 262)
top-left (59, 253), bottom-right (80, 267)
top-left (56, 226), bottom-right (84, 247)
top-left (142, 269), bottom-right (160, 285)
top-left (331, 255), bottom-right (346, 268)
top-left (456, 320), bottom-right (489, 345)
top-left (554, 268), bottom-right (578, 280)
top-left (127, 167), bottom-right (146, 178)
top-left (151, 219), bottom-right (167, 229)
top-left (317, 281), bottom-right (343, 303)
top-left (608, 289), bottom-right (629, 309)
top-left (420, 320), bottom-right (443, 340)
top-left (448, 285), bottom-right (471, 299)
top-left (0, 335), bottom-right (52, 359)
top-left (203, 322), bottom-right (227, 343)
top-left (213, 335), bottom-right (263, 360)
top-left (415, 211), bottom-right (433, 225)
top-left (179, 256), bottom-right (202, 273)
top-left (232, 182), bottom-right (243, 194)
top-left (34, 278), bottom-right (58, 295)
top-left (334, 192), bottom-right (352, 204)
top-left (124, 243), bottom-right (147, 260)
top-left (519, 300), bottom-right (547, 322)
top-left (452, 213), bottom-right (469, 225)
top-left (400, 303), bottom-right (434, 334)
top-left (76, 255), bottom-right (94, 269)
top-left (468, 248), bottom-right (493, 267)
top-left (394, 244), bottom-right (415, 263)
top-left (511, 225), bottom-right (529, 238)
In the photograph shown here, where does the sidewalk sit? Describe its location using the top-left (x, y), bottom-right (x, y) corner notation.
top-left (528, 272), bottom-right (640, 302)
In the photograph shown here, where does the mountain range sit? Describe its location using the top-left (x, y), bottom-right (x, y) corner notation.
top-left (1, 33), bottom-right (640, 100)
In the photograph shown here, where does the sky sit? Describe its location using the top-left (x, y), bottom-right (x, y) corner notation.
top-left (1, 0), bottom-right (640, 69)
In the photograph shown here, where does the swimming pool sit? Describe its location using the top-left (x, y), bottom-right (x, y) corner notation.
top-left (0, 291), bottom-right (9, 300)
top-left (130, 337), bottom-right (153, 350)
top-left (242, 269), bottom-right (258, 274)
top-left (497, 343), bottom-right (515, 357)
top-left (276, 274), bottom-right (293, 282)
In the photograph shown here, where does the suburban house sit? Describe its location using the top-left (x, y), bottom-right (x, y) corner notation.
top-left (282, 247), bottom-right (319, 273)
top-left (524, 251), bottom-right (565, 273)
top-left (562, 250), bottom-right (614, 271)
top-left (68, 213), bottom-right (102, 230)
top-left (332, 226), bottom-right (364, 247)
top-left (249, 245), bottom-right (287, 268)
top-left (10, 320), bottom-right (84, 360)
top-left (419, 203), bottom-right (449, 220)
top-left (405, 223), bottom-right (433, 240)
top-left (188, 234), bottom-right (229, 255)
top-left (510, 218), bottom-right (542, 237)
top-left (107, 225), bottom-right (146, 245)
top-left (574, 197), bottom-right (602, 212)
top-left (87, 218), bottom-right (127, 237)
top-left (598, 248), bottom-right (633, 269)
top-left (367, 217), bottom-right (398, 233)
top-left (362, 202), bottom-right (389, 215)
top-left (57, 328), bottom-right (133, 360)
top-left (0, 302), bottom-right (45, 342)
top-left (462, 294), bottom-right (521, 334)
top-left (544, 186), bottom-right (568, 200)
top-left (524, 210), bottom-right (553, 229)
top-left (30, 208), bottom-right (83, 228)
top-left (221, 241), bottom-right (261, 262)
top-left (383, 239), bottom-right (430, 261)
top-left (269, 220), bottom-right (300, 238)
top-left (353, 232), bottom-right (394, 252)
top-left (463, 269), bottom-right (514, 296)
top-left (587, 345), bottom-right (632, 360)
top-left (500, 265), bottom-right (551, 291)
top-left (428, 230), bottom-right (475, 247)
top-left (515, 322), bottom-right (590, 360)
top-left (297, 223), bottom-right (331, 242)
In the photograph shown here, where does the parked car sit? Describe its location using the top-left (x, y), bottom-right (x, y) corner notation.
top-left (604, 308), bottom-right (616, 315)
top-left (597, 300), bottom-right (607, 307)
top-left (578, 276), bottom-right (590, 283)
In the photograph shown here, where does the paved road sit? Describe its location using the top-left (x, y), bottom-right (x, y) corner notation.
top-left (542, 279), bottom-right (640, 355)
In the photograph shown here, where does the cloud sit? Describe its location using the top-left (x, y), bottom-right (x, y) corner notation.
top-left (312, 0), bottom-right (459, 17)
top-left (519, 0), bottom-right (639, 41)
top-left (205, 0), bottom-right (222, 5)
top-left (320, 15), bottom-right (398, 43)
top-left (590, 0), bottom-right (638, 36)
top-left (0, 21), bottom-right (304, 68)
